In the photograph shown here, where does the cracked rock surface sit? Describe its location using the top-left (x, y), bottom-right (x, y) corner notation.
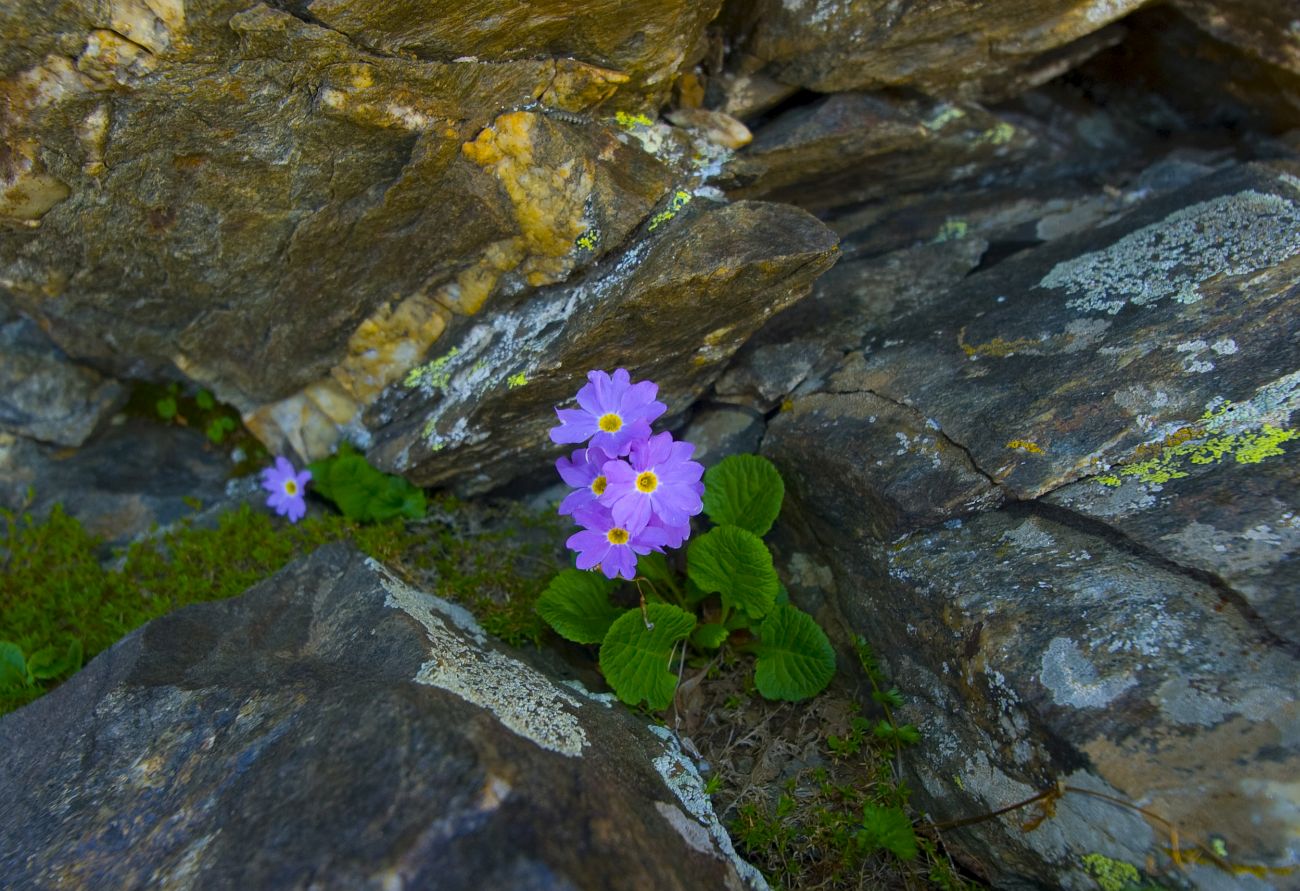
top-left (759, 158), bottom-right (1300, 887)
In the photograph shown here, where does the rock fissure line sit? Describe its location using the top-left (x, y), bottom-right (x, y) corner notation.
top-left (260, 3), bottom-right (411, 63)
top-left (1026, 499), bottom-right (1300, 660)
top-left (827, 383), bottom-right (1004, 490)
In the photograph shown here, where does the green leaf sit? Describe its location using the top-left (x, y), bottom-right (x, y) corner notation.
top-left (702, 454), bottom-right (784, 536)
top-left (690, 622), bottom-right (729, 650)
top-left (857, 804), bottom-right (918, 860)
top-left (155, 396), bottom-right (177, 420)
top-left (753, 604), bottom-right (835, 701)
top-left (26, 645), bottom-right (68, 680)
top-left (206, 418), bottom-right (228, 444)
top-left (0, 642), bottom-right (31, 689)
top-left (308, 449), bottom-right (426, 523)
top-left (635, 551), bottom-right (676, 589)
top-left (599, 603), bottom-right (696, 710)
top-left (687, 526), bottom-right (779, 620)
top-left (536, 570), bottom-right (625, 644)
top-left (873, 721), bottom-right (921, 747)
top-left (195, 389), bottom-right (215, 411)
top-left (872, 687), bottom-right (905, 709)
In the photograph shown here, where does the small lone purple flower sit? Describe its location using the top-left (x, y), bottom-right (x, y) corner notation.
top-left (567, 504), bottom-right (669, 580)
top-left (261, 456), bottom-right (311, 523)
top-left (549, 368), bottom-right (667, 457)
top-left (555, 446), bottom-right (614, 517)
top-left (601, 431), bottom-right (704, 532)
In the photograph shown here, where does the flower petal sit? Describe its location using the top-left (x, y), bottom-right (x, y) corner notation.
top-left (550, 408), bottom-right (598, 444)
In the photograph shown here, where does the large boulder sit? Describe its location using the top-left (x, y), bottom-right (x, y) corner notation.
top-left (0, 0), bottom-right (718, 431)
top-left (0, 544), bottom-right (766, 890)
top-left (365, 197), bottom-right (838, 493)
top-left (762, 160), bottom-right (1300, 887)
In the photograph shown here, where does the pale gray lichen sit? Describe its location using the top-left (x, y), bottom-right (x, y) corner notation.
top-left (1038, 189), bottom-right (1300, 315)
top-left (649, 725), bottom-right (770, 891)
top-left (1039, 637), bottom-right (1137, 709)
top-left (369, 558), bottom-right (588, 757)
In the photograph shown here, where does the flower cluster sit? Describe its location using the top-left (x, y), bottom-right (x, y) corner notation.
top-left (260, 456), bottom-right (311, 523)
top-left (551, 369), bottom-right (704, 580)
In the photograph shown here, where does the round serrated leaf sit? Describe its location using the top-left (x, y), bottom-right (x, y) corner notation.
top-left (537, 569), bottom-right (625, 644)
top-left (687, 526), bottom-right (779, 619)
top-left (754, 604), bottom-right (835, 702)
top-left (702, 454), bottom-right (784, 536)
top-left (599, 604), bottom-right (696, 710)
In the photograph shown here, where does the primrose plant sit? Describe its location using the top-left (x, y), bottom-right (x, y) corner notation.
top-left (539, 368), bottom-right (836, 710)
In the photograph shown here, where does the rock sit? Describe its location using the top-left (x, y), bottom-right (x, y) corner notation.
top-left (879, 507), bottom-right (1299, 890)
top-left (0, 313), bottom-right (124, 447)
top-left (724, 93), bottom-right (1044, 213)
top-left (0, 544), bottom-right (766, 891)
top-left (761, 160), bottom-right (1300, 886)
top-left (816, 161), bottom-right (1300, 510)
top-left (677, 403), bottom-right (766, 468)
top-left (726, 0), bottom-right (1143, 100)
top-left (365, 198), bottom-right (838, 493)
top-left (286, 0), bottom-right (723, 101)
top-left (0, 418), bottom-right (233, 551)
top-left (1174, 0), bottom-right (1300, 76)
top-left (0, 0), bottom-right (712, 438)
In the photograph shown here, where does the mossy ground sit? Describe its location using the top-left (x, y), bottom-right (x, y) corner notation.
top-left (0, 492), bottom-right (569, 716)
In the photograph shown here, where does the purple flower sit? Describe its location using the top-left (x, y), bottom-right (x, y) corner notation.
top-left (567, 503), bottom-right (669, 580)
top-left (260, 456), bottom-right (311, 523)
top-left (555, 446), bottom-right (615, 517)
top-left (549, 368), bottom-right (667, 457)
top-left (601, 431), bottom-right (704, 532)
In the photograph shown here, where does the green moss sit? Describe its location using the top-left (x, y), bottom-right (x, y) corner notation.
top-left (1082, 853), bottom-right (1142, 891)
top-left (1, 494), bottom-right (568, 717)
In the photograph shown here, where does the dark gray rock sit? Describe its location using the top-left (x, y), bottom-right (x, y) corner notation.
top-left (677, 403), bottom-right (766, 469)
top-left (0, 419), bottom-right (232, 551)
top-left (366, 198), bottom-right (838, 493)
top-left (725, 92), bottom-right (1044, 214)
top-left (0, 315), bottom-right (124, 447)
top-left (0, 544), bottom-right (766, 891)
top-left (761, 159), bottom-right (1300, 887)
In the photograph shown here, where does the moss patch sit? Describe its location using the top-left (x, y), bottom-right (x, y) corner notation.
top-left (1, 494), bottom-right (569, 717)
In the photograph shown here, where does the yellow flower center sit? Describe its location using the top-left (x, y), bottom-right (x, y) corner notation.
top-left (283, 480), bottom-right (298, 496)
top-left (591, 475), bottom-right (607, 496)
top-left (598, 413), bottom-right (623, 433)
top-left (606, 527), bottom-right (629, 545)
top-left (635, 471), bottom-right (658, 493)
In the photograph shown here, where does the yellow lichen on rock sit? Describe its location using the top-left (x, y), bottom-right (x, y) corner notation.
top-left (331, 297), bottom-right (452, 404)
top-left (449, 111), bottom-right (595, 313)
